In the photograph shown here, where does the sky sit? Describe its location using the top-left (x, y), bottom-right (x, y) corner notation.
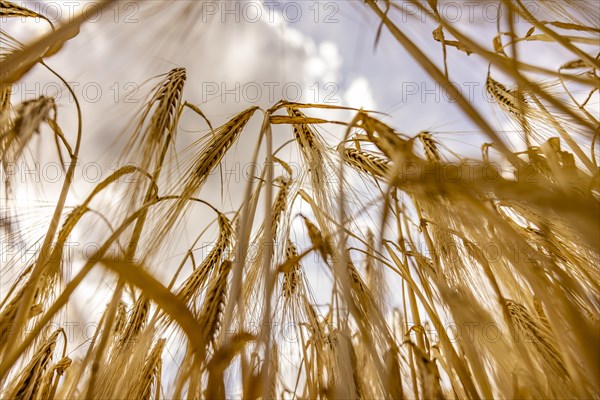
top-left (9, 1), bottom-right (595, 172)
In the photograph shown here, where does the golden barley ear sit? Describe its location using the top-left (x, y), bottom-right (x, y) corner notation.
top-left (1, 97), bottom-right (55, 165)
top-left (176, 213), bottom-right (233, 307)
top-left (149, 106), bottom-right (258, 247)
top-left (125, 338), bottom-right (166, 400)
top-left (342, 147), bottom-right (390, 179)
top-left (2, 329), bottom-right (63, 400)
top-left (0, 1), bottom-right (54, 28)
top-left (197, 259), bottom-right (233, 351)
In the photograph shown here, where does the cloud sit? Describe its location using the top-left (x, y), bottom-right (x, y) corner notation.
top-left (344, 76), bottom-right (376, 110)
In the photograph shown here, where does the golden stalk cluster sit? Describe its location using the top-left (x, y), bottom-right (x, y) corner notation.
top-left (0, 1), bottom-right (598, 399)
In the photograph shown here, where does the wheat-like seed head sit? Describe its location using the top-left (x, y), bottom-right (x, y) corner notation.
top-left (118, 296), bottom-right (150, 347)
top-left (410, 342), bottom-right (446, 400)
top-left (35, 356), bottom-right (71, 400)
top-left (112, 301), bottom-right (127, 339)
top-left (177, 213), bottom-right (233, 306)
top-left (126, 338), bottom-right (166, 400)
top-left (287, 107), bottom-right (318, 151)
top-left (343, 147), bottom-right (391, 178)
top-left (0, 1), bottom-right (51, 24)
top-left (301, 215), bottom-right (333, 263)
top-left (241, 175), bottom-right (293, 310)
top-left (359, 113), bottom-right (411, 161)
top-left (0, 281), bottom-right (46, 349)
top-left (0, 83), bottom-right (11, 116)
top-left (417, 132), bottom-right (442, 163)
top-left (1, 96), bottom-right (54, 173)
top-left (191, 107), bottom-right (258, 181)
top-left (282, 241), bottom-right (301, 298)
top-left (124, 68), bottom-right (186, 170)
top-left (3, 329), bottom-right (62, 400)
top-left (504, 298), bottom-right (572, 396)
top-left (284, 105), bottom-right (339, 219)
top-left (325, 330), bottom-right (362, 400)
top-left (384, 346), bottom-right (404, 399)
top-left (486, 75), bottom-right (527, 117)
top-left (198, 259), bottom-right (232, 348)
top-left (149, 107), bottom-right (257, 248)
top-left (271, 176), bottom-right (291, 239)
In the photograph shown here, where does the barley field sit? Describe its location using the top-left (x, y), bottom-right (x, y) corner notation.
top-left (0, 1), bottom-right (599, 399)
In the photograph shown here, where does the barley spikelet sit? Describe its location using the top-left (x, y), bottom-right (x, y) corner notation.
top-left (365, 231), bottom-right (386, 309)
top-left (532, 296), bottom-right (554, 332)
top-left (384, 347), bottom-right (404, 399)
top-left (561, 59), bottom-right (589, 70)
top-left (268, 343), bottom-right (280, 400)
top-left (242, 176), bottom-right (292, 308)
top-left (504, 298), bottom-right (573, 395)
top-left (486, 75), bottom-right (527, 117)
top-left (268, 175), bottom-right (293, 270)
top-left (303, 300), bottom-right (328, 396)
top-left (36, 365), bottom-right (56, 400)
top-left (301, 215), bottom-right (333, 262)
top-left (343, 147), bottom-right (390, 178)
top-left (188, 107), bottom-right (258, 185)
top-left (0, 83), bottom-right (11, 115)
top-left (113, 301), bottom-right (127, 339)
top-left (285, 105), bottom-right (337, 216)
top-left (288, 112), bottom-right (327, 187)
top-left (173, 260), bottom-right (234, 398)
top-left (4, 96), bottom-right (55, 139)
top-left (0, 282), bottom-right (46, 349)
top-left (287, 107), bottom-right (318, 150)
top-left (35, 356), bottom-right (71, 400)
top-left (1, 96), bottom-right (55, 175)
top-left (280, 241), bottom-right (303, 299)
top-left (358, 113), bottom-right (411, 161)
top-left (0, 1), bottom-right (52, 25)
top-left (198, 259), bottom-right (232, 348)
top-left (126, 338), bottom-right (166, 400)
top-left (347, 257), bottom-right (368, 296)
top-left (326, 330), bottom-right (362, 400)
top-left (177, 213), bottom-right (233, 305)
top-left (417, 131), bottom-right (442, 162)
top-left (119, 296), bottom-right (151, 346)
top-left (3, 329), bottom-right (62, 400)
top-left (411, 343), bottom-right (446, 400)
top-left (346, 255), bottom-right (393, 349)
top-left (124, 67), bottom-right (186, 172)
top-left (271, 176), bottom-right (291, 239)
top-left (152, 107), bottom-right (257, 245)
